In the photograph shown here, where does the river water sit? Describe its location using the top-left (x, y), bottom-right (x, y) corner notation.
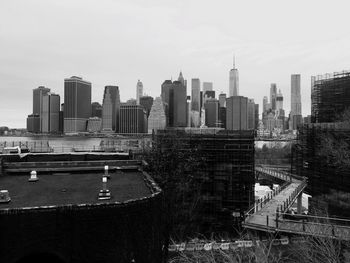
top-left (0, 136), bottom-right (139, 152)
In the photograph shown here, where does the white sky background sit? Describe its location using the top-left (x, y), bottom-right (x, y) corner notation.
top-left (1, 0), bottom-right (350, 128)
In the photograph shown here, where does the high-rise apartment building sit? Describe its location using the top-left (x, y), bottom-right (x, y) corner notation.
top-left (119, 104), bottom-right (147, 133)
top-left (102, 86), bottom-right (120, 132)
top-left (226, 96), bottom-right (248, 130)
top-left (270, 83), bottom-right (277, 111)
top-left (136, 80), bottom-right (143, 105)
top-left (42, 93), bottom-right (60, 133)
top-left (229, 56), bottom-right (239, 97)
top-left (64, 76), bottom-right (91, 133)
top-left (191, 78), bottom-right (201, 112)
top-left (148, 97), bottom-right (166, 133)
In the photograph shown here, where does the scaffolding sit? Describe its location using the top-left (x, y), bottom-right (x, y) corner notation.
top-left (153, 128), bottom-right (255, 234)
top-left (311, 70), bottom-right (350, 123)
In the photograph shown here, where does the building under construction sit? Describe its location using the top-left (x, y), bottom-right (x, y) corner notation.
top-left (311, 70), bottom-right (350, 123)
top-left (152, 128), bottom-right (255, 235)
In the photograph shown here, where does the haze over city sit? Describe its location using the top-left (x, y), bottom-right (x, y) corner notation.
top-left (1, 0), bottom-right (350, 128)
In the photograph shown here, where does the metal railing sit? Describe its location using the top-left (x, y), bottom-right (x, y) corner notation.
top-left (245, 181), bottom-right (290, 218)
top-left (256, 166), bottom-right (293, 182)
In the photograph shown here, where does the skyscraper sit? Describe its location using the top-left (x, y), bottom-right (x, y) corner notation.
top-left (229, 56), bottom-right (239, 97)
top-left (204, 98), bottom-right (219, 128)
top-left (247, 99), bottom-right (255, 130)
top-left (32, 86), bottom-right (50, 132)
top-left (191, 78), bottom-right (201, 112)
top-left (178, 71), bottom-right (186, 87)
top-left (136, 80), bottom-right (143, 105)
top-left (161, 80), bottom-right (174, 127)
top-left (161, 73), bottom-right (187, 127)
top-left (254, 104), bottom-right (259, 129)
top-left (42, 93), bottom-right (60, 133)
top-left (172, 80), bottom-right (187, 127)
top-left (291, 74), bottom-right (302, 115)
top-left (139, 96), bottom-right (154, 118)
top-left (102, 85), bottom-right (120, 132)
top-left (219, 93), bottom-right (227, 108)
top-left (276, 89), bottom-right (284, 117)
top-left (263, 96), bottom-right (269, 112)
top-left (203, 82), bottom-right (213, 93)
top-left (226, 96), bottom-right (248, 130)
top-left (291, 74), bottom-right (302, 129)
top-left (64, 76), bottom-right (91, 133)
top-left (119, 104), bottom-right (147, 133)
top-left (270, 83), bottom-right (277, 111)
top-left (91, 102), bottom-right (103, 118)
top-left (148, 97), bottom-right (166, 133)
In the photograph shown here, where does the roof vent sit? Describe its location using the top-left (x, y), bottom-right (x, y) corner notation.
top-left (29, 171), bottom-right (38, 182)
top-left (0, 190), bottom-right (11, 203)
top-left (98, 176), bottom-right (111, 200)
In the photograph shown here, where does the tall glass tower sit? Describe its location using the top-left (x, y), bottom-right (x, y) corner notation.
top-left (102, 85), bottom-right (120, 132)
top-left (63, 76), bottom-right (91, 133)
top-left (229, 56), bottom-right (239, 97)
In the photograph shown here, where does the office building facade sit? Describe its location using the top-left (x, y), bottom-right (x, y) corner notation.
top-left (102, 85), bottom-right (120, 132)
top-left (139, 96), bottom-right (154, 118)
top-left (270, 83), bottom-right (277, 111)
top-left (91, 102), bottom-right (103, 118)
top-left (64, 76), bottom-right (91, 133)
top-left (119, 104), bottom-right (147, 133)
top-left (42, 93), bottom-right (60, 133)
top-left (247, 99), bottom-right (255, 130)
top-left (148, 97), bottom-right (166, 133)
top-left (191, 78), bottom-right (201, 112)
top-left (226, 96), bottom-right (248, 130)
top-left (161, 78), bottom-right (187, 127)
top-left (204, 98), bottom-right (219, 128)
top-left (290, 74), bottom-right (302, 129)
top-left (32, 86), bottom-right (50, 132)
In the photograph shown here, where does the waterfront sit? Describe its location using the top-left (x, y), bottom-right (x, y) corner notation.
top-left (0, 136), bottom-right (151, 153)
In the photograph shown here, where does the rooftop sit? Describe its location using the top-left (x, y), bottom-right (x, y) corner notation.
top-left (0, 169), bottom-right (154, 210)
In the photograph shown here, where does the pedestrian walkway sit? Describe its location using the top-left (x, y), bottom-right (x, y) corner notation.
top-left (243, 166), bottom-right (350, 241)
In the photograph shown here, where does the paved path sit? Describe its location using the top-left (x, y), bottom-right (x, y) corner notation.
top-left (245, 182), bottom-right (300, 229)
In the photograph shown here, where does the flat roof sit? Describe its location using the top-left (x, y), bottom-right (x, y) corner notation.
top-left (0, 169), bottom-right (153, 210)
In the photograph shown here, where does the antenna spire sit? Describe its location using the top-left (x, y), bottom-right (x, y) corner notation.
top-left (233, 55), bottom-right (235, 69)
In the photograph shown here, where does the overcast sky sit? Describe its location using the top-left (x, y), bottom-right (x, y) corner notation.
top-left (1, 0), bottom-right (350, 128)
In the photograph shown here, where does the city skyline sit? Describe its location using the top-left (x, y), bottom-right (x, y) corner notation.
top-left (2, 0), bottom-right (350, 128)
